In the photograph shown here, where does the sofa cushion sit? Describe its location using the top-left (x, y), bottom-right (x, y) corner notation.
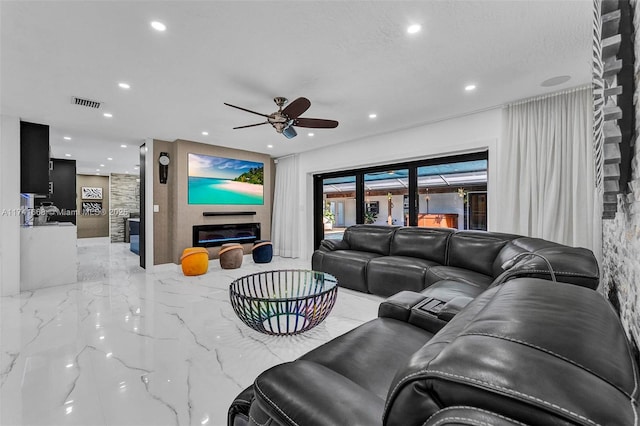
top-left (425, 265), bottom-right (493, 288)
top-left (345, 224), bottom-right (397, 255)
top-left (447, 231), bottom-right (516, 276)
top-left (321, 250), bottom-right (382, 293)
top-left (384, 278), bottom-right (639, 426)
top-left (301, 317), bottom-right (434, 400)
top-left (390, 227), bottom-right (454, 264)
top-left (367, 256), bottom-right (439, 297)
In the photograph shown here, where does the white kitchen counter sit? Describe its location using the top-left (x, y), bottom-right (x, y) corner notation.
top-left (20, 223), bottom-right (77, 291)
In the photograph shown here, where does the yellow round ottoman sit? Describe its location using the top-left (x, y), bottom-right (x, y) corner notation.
top-left (180, 247), bottom-right (209, 276)
top-left (219, 243), bottom-right (244, 269)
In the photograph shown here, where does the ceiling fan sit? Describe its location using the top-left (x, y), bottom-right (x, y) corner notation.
top-left (223, 97), bottom-right (338, 139)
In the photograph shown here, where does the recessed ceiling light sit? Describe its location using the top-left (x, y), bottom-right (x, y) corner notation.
top-left (465, 84), bottom-right (477, 91)
top-left (134, 166), bottom-right (139, 170)
top-left (63, 136), bottom-right (71, 140)
top-left (267, 145), bottom-right (273, 149)
top-left (125, 171), bottom-right (129, 174)
top-left (202, 131), bottom-right (209, 136)
top-left (65, 153), bottom-right (71, 157)
top-left (103, 113), bottom-right (113, 118)
top-left (96, 169), bottom-right (100, 172)
top-left (100, 164), bottom-right (105, 167)
top-left (151, 21), bottom-right (166, 32)
top-left (107, 157), bottom-right (113, 161)
top-left (369, 113), bottom-right (377, 119)
top-left (96, 173), bottom-right (100, 176)
top-left (308, 132), bottom-right (314, 137)
top-left (407, 24), bottom-right (421, 34)
top-left (118, 82), bottom-right (130, 89)
top-left (120, 144), bottom-right (127, 148)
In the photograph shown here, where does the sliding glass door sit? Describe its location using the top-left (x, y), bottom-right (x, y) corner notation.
top-left (313, 152), bottom-right (488, 248)
top-left (416, 159), bottom-right (488, 230)
top-left (364, 169), bottom-right (409, 226)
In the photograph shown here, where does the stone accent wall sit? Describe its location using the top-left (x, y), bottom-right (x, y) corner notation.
top-left (110, 173), bottom-right (140, 242)
top-left (601, 0), bottom-right (640, 346)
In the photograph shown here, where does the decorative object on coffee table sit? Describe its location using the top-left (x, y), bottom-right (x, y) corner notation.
top-left (251, 240), bottom-right (273, 263)
top-left (229, 270), bottom-right (338, 335)
top-left (180, 247), bottom-right (209, 276)
top-left (219, 243), bottom-right (244, 269)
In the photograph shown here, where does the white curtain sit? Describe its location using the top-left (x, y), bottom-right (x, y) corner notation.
top-left (271, 154), bottom-right (300, 257)
top-left (498, 87), bottom-right (596, 249)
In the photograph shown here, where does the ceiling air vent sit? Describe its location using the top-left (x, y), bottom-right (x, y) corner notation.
top-left (71, 96), bottom-right (101, 109)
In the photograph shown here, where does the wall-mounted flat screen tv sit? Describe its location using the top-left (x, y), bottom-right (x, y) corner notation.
top-left (188, 153), bottom-right (264, 205)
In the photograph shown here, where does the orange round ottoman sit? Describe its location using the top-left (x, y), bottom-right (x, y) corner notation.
top-left (219, 243), bottom-right (244, 269)
top-left (180, 247), bottom-right (209, 276)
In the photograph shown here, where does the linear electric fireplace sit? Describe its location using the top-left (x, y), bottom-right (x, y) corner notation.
top-left (193, 223), bottom-right (261, 247)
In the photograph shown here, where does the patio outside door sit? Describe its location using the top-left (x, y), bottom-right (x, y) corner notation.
top-left (467, 191), bottom-right (487, 230)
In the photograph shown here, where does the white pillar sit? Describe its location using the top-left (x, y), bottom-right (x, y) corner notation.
top-left (0, 115), bottom-right (21, 295)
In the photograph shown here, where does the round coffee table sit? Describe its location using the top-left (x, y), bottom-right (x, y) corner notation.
top-left (229, 269), bottom-right (338, 335)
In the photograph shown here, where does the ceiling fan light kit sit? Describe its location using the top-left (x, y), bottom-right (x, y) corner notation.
top-left (224, 97), bottom-right (338, 139)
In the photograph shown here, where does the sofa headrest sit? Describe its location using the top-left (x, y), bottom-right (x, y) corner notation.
top-left (447, 231), bottom-right (517, 276)
top-left (384, 278), bottom-right (639, 426)
top-left (390, 227), bottom-right (455, 264)
top-left (493, 238), bottom-right (600, 289)
top-left (344, 224), bottom-right (397, 255)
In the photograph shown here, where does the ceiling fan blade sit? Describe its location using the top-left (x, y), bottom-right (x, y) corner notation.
top-left (282, 97), bottom-right (311, 119)
top-left (224, 102), bottom-right (271, 118)
top-left (283, 126), bottom-right (297, 139)
top-left (293, 118), bottom-right (339, 129)
top-left (233, 121), bottom-right (269, 130)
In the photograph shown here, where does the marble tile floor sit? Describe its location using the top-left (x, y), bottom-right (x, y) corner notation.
top-left (1, 238), bottom-right (381, 426)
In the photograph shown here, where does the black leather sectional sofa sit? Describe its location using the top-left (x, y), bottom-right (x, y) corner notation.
top-left (229, 278), bottom-right (639, 425)
top-left (312, 225), bottom-right (599, 298)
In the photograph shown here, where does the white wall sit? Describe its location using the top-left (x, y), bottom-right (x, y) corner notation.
top-left (0, 115), bottom-right (21, 295)
top-left (297, 108), bottom-right (503, 258)
top-left (363, 195), bottom-right (405, 226)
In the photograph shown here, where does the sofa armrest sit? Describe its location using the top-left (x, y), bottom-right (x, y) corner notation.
top-left (436, 296), bottom-right (475, 322)
top-left (492, 248), bottom-right (600, 289)
top-left (250, 360), bottom-right (383, 426)
top-left (227, 386), bottom-right (255, 426)
top-left (318, 239), bottom-right (349, 252)
top-left (378, 291), bottom-right (428, 322)
top-left (379, 291), bottom-right (452, 333)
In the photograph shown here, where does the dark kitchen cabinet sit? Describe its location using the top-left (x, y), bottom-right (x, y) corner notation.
top-left (36, 158), bottom-right (77, 224)
top-left (20, 121), bottom-right (50, 194)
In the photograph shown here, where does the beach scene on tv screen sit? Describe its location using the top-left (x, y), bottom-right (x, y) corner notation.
top-left (188, 153), bottom-right (264, 205)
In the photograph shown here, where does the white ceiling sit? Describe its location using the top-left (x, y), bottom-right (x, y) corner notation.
top-left (1, 1), bottom-right (592, 176)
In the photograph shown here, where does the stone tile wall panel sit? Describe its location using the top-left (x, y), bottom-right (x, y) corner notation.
top-left (110, 173), bottom-right (140, 242)
top-left (601, 0), bottom-right (640, 347)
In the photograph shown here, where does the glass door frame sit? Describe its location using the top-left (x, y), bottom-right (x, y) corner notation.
top-left (313, 151), bottom-right (488, 249)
